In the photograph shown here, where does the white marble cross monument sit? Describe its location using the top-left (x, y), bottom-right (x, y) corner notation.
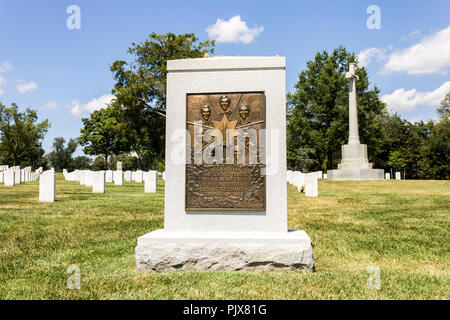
top-left (327, 63), bottom-right (384, 180)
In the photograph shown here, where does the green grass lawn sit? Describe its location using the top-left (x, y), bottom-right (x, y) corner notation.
top-left (0, 174), bottom-right (449, 299)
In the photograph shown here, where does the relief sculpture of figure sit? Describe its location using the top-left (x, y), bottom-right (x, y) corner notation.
top-left (201, 105), bottom-right (211, 123)
top-left (219, 95), bottom-right (230, 112)
top-left (238, 104), bottom-right (250, 125)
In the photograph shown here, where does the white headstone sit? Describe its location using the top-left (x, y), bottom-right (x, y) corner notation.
top-left (4, 170), bottom-right (14, 186)
top-left (93, 171), bottom-right (105, 193)
top-left (316, 171), bottom-right (323, 179)
top-left (296, 172), bottom-right (306, 192)
top-left (135, 170), bottom-right (143, 183)
top-left (323, 173), bottom-right (327, 179)
top-left (80, 170), bottom-right (86, 185)
top-left (116, 161), bottom-right (123, 171)
top-left (14, 170), bottom-right (21, 184)
top-left (85, 171), bottom-right (94, 187)
top-left (105, 170), bottom-right (113, 183)
top-left (113, 170), bottom-right (123, 185)
top-left (305, 173), bottom-right (318, 197)
top-left (395, 172), bottom-right (401, 180)
top-left (286, 170), bottom-right (293, 185)
top-left (0, 172), bottom-right (3, 183)
top-left (144, 170), bottom-right (158, 193)
top-left (39, 170), bottom-right (56, 202)
top-left (124, 170), bottom-right (132, 182)
top-left (385, 173), bottom-right (390, 180)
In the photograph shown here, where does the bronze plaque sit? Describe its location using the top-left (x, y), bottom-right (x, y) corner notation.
top-left (186, 92), bottom-right (266, 211)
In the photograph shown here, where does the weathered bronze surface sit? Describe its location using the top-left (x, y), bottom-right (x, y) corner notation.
top-left (186, 92), bottom-right (265, 211)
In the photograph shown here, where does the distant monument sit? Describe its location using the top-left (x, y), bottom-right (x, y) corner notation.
top-left (327, 63), bottom-right (384, 180)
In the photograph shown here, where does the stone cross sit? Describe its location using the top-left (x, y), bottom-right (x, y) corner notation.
top-left (345, 63), bottom-right (360, 145)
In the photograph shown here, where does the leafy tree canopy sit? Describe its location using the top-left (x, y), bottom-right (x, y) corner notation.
top-left (108, 32), bottom-right (215, 169)
top-left (0, 103), bottom-right (50, 168)
top-left (78, 105), bottom-right (130, 169)
top-left (47, 137), bottom-right (78, 171)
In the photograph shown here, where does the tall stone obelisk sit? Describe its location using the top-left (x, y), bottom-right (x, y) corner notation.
top-left (347, 63), bottom-right (360, 145)
top-left (327, 63), bottom-right (384, 180)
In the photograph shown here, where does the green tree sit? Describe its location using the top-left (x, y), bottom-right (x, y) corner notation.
top-left (92, 157), bottom-right (107, 171)
top-left (387, 150), bottom-right (407, 178)
top-left (287, 47), bottom-right (387, 171)
top-left (437, 92), bottom-right (450, 120)
top-left (109, 153), bottom-right (139, 171)
top-left (73, 156), bottom-right (92, 170)
top-left (0, 103), bottom-right (50, 168)
top-left (109, 32), bottom-right (215, 169)
top-left (78, 105), bottom-right (130, 169)
top-left (47, 137), bottom-right (78, 171)
top-left (419, 94), bottom-right (450, 179)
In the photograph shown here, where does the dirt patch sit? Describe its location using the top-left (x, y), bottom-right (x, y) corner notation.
top-left (0, 204), bottom-right (35, 209)
top-left (20, 194), bottom-right (71, 201)
top-left (298, 198), bottom-right (347, 206)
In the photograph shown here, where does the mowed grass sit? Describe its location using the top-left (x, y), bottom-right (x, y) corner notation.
top-left (0, 174), bottom-right (449, 299)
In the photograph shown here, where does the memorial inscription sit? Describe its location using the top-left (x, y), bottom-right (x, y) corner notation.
top-left (185, 92), bottom-right (265, 211)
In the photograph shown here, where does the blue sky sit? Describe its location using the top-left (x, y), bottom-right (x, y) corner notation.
top-left (1, 0), bottom-right (449, 156)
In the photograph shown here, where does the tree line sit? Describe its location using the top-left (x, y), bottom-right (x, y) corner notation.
top-left (0, 33), bottom-right (448, 179)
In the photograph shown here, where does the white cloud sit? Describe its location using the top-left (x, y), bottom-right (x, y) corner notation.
top-left (0, 76), bottom-right (6, 86)
top-left (408, 115), bottom-right (438, 124)
top-left (357, 47), bottom-right (389, 67)
top-left (68, 93), bottom-right (115, 116)
top-left (0, 61), bottom-right (13, 73)
top-left (42, 101), bottom-right (58, 109)
top-left (381, 81), bottom-right (450, 112)
top-left (68, 100), bottom-right (82, 116)
top-left (17, 81), bottom-right (38, 93)
top-left (401, 30), bottom-right (422, 41)
top-left (206, 15), bottom-right (264, 44)
top-left (382, 25), bottom-right (450, 74)
top-left (0, 88), bottom-right (4, 96)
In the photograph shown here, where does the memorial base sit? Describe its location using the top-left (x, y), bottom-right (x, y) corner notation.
top-left (327, 168), bottom-right (384, 180)
top-left (327, 143), bottom-right (384, 180)
top-left (135, 229), bottom-right (314, 272)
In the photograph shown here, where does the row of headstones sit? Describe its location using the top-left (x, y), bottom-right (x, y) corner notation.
top-left (385, 172), bottom-right (402, 180)
top-left (286, 170), bottom-right (321, 197)
top-left (0, 166), bottom-right (42, 186)
top-left (63, 169), bottom-right (165, 194)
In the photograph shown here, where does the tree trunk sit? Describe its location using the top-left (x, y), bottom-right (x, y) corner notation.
top-left (327, 149), bottom-right (333, 170)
